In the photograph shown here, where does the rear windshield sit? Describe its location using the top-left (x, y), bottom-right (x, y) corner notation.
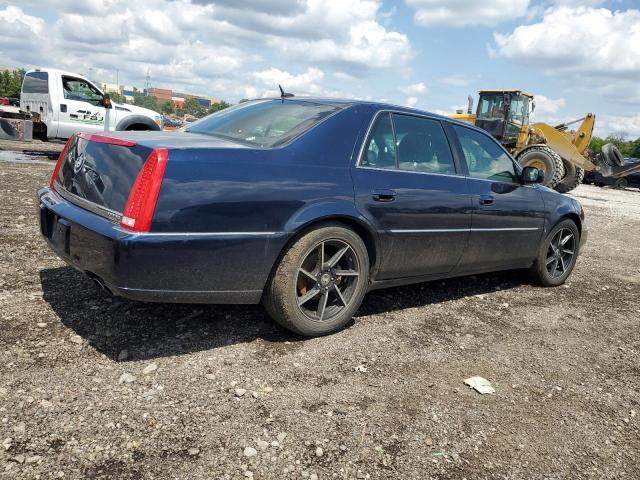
top-left (23, 71), bottom-right (49, 94)
top-left (184, 99), bottom-right (342, 147)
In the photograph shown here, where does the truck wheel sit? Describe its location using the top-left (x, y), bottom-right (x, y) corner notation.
top-left (529, 219), bottom-right (580, 287)
top-left (517, 146), bottom-right (565, 188)
top-left (263, 223), bottom-right (369, 337)
top-left (554, 161), bottom-right (585, 194)
top-left (602, 143), bottom-right (624, 167)
top-left (614, 178), bottom-right (628, 189)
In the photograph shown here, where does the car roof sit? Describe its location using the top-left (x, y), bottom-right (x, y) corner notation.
top-left (254, 96), bottom-right (454, 122)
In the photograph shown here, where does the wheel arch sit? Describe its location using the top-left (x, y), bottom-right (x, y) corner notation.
top-left (275, 205), bottom-right (381, 280)
top-left (557, 212), bottom-right (582, 237)
top-left (115, 115), bottom-right (160, 131)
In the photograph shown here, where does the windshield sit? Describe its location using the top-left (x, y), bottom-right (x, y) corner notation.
top-left (477, 94), bottom-right (506, 120)
top-left (185, 99), bottom-right (343, 147)
top-left (508, 95), bottom-right (530, 124)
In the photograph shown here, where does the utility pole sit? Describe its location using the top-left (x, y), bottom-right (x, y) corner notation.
top-left (116, 69), bottom-right (119, 93)
top-left (144, 68), bottom-right (151, 96)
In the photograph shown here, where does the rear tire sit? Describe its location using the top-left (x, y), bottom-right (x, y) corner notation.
top-left (554, 161), bottom-right (585, 194)
top-left (614, 178), bottom-right (628, 189)
top-left (517, 146), bottom-right (565, 189)
top-left (529, 219), bottom-right (580, 287)
top-left (263, 223), bottom-right (370, 336)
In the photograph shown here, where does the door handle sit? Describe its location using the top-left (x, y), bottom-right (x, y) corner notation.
top-left (479, 195), bottom-right (494, 206)
top-left (60, 104), bottom-right (67, 112)
top-left (372, 189), bottom-right (396, 202)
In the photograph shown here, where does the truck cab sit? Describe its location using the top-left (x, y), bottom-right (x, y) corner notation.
top-left (20, 68), bottom-right (162, 140)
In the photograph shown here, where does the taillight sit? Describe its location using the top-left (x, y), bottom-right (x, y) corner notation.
top-left (50, 135), bottom-right (74, 190)
top-left (120, 148), bottom-right (168, 232)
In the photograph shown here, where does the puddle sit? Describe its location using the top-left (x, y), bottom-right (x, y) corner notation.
top-left (0, 150), bottom-right (55, 164)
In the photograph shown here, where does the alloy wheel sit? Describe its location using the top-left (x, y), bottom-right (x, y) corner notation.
top-left (545, 228), bottom-right (576, 278)
top-left (295, 239), bottom-right (360, 322)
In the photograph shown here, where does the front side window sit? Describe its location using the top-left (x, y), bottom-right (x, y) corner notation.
top-left (393, 114), bottom-right (455, 174)
top-left (454, 125), bottom-right (518, 183)
top-left (61, 76), bottom-right (103, 105)
top-left (361, 112), bottom-right (396, 169)
top-left (185, 99), bottom-right (342, 148)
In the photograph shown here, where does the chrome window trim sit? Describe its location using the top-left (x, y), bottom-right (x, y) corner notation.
top-left (54, 184), bottom-right (122, 223)
top-left (356, 165), bottom-right (465, 180)
top-left (355, 109), bottom-right (463, 176)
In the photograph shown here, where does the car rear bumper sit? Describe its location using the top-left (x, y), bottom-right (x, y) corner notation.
top-left (37, 187), bottom-right (287, 304)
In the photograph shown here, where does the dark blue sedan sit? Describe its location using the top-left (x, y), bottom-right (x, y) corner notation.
top-left (38, 98), bottom-right (587, 336)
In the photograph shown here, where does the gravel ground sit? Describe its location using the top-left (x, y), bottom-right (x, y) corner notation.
top-left (1, 156), bottom-right (639, 479)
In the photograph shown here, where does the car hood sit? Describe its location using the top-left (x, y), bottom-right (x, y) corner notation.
top-left (113, 102), bottom-right (160, 119)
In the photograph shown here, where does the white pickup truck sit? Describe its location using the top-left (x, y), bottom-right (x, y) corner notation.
top-left (20, 68), bottom-right (162, 140)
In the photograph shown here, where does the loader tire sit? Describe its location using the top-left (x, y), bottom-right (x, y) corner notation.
top-left (517, 146), bottom-right (565, 188)
top-left (554, 161), bottom-right (585, 194)
top-left (602, 143), bottom-right (624, 167)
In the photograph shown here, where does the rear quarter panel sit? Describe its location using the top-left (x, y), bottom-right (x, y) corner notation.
top-left (148, 106), bottom-right (370, 292)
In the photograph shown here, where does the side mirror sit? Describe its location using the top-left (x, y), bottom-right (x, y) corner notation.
top-left (102, 94), bottom-right (112, 109)
top-left (522, 166), bottom-right (544, 184)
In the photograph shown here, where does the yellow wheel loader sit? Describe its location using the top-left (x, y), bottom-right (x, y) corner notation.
top-left (450, 90), bottom-right (640, 193)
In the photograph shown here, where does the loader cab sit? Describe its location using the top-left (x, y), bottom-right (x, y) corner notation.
top-left (476, 91), bottom-right (532, 149)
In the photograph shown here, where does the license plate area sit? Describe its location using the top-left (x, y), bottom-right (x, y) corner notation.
top-left (49, 214), bottom-right (71, 255)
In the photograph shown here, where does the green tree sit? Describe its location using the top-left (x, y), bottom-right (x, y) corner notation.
top-left (133, 93), bottom-right (159, 112)
top-left (207, 100), bottom-right (231, 115)
top-left (589, 136), bottom-right (606, 154)
top-left (161, 100), bottom-right (175, 115)
top-left (183, 98), bottom-right (206, 118)
top-left (629, 139), bottom-right (640, 159)
top-left (0, 68), bottom-right (25, 97)
top-left (108, 91), bottom-right (126, 104)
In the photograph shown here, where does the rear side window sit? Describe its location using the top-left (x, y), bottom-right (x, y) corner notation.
top-left (22, 71), bottom-right (49, 94)
top-left (393, 114), bottom-right (455, 174)
top-left (361, 112), bottom-right (396, 169)
top-left (185, 99), bottom-right (342, 148)
top-left (453, 125), bottom-right (518, 183)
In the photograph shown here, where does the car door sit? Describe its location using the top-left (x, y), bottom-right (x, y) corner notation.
top-left (57, 75), bottom-right (107, 138)
top-left (352, 111), bottom-right (472, 280)
top-left (449, 123), bottom-right (545, 272)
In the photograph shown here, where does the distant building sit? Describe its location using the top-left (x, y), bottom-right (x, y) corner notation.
top-left (98, 78), bottom-right (222, 109)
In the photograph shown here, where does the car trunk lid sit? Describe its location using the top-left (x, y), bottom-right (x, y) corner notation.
top-left (51, 133), bottom-right (155, 222)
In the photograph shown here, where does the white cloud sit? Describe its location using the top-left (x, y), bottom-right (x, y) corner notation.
top-left (440, 74), bottom-right (473, 87)
top-left (252, 67), bottom-right (325, 96)
top-left (406, 0), bottom-right (530, 27)
top-left (405, 96), bottom-right (418, 107)
top-left (492, 7), bottom-right (640, 80)
top-left (531, 95), bottom-right (566, 116)
top-left (597, 114), bottom-right (640, 138)
top-left (0, 0), bottom-right (412, 101)
top-left (401, 82), bottom-right (427, 95)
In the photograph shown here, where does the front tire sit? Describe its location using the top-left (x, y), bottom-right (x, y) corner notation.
top-left (517, 146), bottom-right (565, 189)
top-left (555, 161), bottom-right (585, 194)
top-left (263, 224), bottom-right (370, 336)
top-left (529, 219), bottom-right (580, 287)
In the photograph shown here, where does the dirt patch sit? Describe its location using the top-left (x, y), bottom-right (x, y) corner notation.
top-left (1, 157), bottom-right (639, 479)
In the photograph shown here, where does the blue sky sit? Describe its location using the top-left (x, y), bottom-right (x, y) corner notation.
top-left (1, 0), bottom-right (639, 136)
